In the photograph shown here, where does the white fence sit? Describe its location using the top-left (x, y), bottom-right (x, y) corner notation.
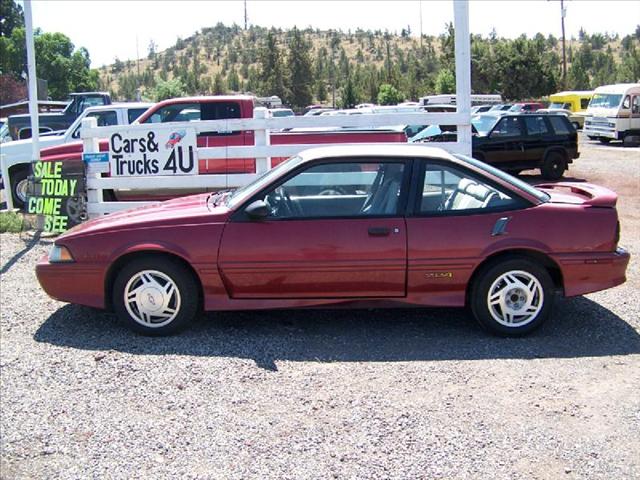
top-left (81, 1), bottom-right (471, 218)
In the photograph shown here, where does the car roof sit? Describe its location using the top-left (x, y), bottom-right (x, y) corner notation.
top-left (592, 83), bottom-right (640, 95)
top-left (297, 144), bottom-right (459, 162)
top-left (84, 103), bottom-right (152, 113)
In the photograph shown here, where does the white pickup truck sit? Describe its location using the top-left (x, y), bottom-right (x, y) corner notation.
top-left (1, 102), bottom-right (152, 208)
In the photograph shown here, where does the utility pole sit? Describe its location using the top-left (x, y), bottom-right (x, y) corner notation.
top-left (419, 0), bottom-right (423, 48)
top-left (135, 35), bottom-right (141, 101)
top-left (561, 0), bottom-right (567, 88)
top-left (244, 0), bottom-right (248, 30)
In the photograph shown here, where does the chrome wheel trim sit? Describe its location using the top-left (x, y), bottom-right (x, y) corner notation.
top-left (15, 178), bottom-right (29, 203)
top-left (487, 270), bottom-right (544, 327)
top-left (124, 270), bottom-right (181, 328)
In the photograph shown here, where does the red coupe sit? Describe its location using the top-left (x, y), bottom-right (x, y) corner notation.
top-left (36, 145), bottom-right (629, 336)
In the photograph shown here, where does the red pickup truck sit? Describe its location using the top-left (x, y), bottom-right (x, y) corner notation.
top-left (39, 95), bottom-right (407, 200)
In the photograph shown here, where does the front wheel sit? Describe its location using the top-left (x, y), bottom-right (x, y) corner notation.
top-left (112, 256), bottom-right (199, 336)
top-left (11, 168), bottom-right (29, 209)
top-left (470, 258), bottom-right (554, 336)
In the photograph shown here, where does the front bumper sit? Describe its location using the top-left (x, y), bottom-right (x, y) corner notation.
top-left (36, 255), bottom-right (107, 309)
top-left (553, 247), bottom-right (630, 297)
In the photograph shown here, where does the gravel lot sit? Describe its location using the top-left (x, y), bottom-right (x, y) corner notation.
top-left (1, 135), bottom-right (639, 479)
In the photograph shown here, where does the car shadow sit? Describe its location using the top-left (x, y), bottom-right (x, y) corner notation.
top-left (34, 296), bottom-right (640, 371)
top-left (0, 231), bottom-right (42, 275)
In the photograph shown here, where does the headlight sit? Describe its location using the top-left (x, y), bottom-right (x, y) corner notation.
top-left (48, 244), bottom-right (75, 263)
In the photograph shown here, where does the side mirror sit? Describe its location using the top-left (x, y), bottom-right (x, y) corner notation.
top-left (245, 200), bottom-right (270, 219)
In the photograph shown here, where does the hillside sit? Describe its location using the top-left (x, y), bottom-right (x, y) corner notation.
top-left (98, 23), bottom-right (640, 108)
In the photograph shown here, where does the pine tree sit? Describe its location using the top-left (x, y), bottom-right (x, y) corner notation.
top-left (257, 31), bottom-right (287, 99)
top-left (286, 27), bottom-right (313, 108)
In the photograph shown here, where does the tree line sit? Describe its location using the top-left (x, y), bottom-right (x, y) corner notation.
top-left (105, 22), bottom-right (639, 109)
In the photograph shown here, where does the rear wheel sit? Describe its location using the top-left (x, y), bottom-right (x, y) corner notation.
top-left (540, 151), bottom-right (566, 180)
top-left (470, 257), bottom-right (554, 336)
top-left (112, 256), bottom-right (199, 336)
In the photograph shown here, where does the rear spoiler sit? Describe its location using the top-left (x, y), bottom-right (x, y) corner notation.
top-left (536, 182), bottom-right (618, 207)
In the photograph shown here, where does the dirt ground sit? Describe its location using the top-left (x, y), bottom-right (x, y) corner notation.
top-left (1, 134), bottom-right (639, 479)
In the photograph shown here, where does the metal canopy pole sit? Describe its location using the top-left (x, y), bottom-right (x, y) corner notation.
top-left (24, 0), bottom-right (40, 165)
top-left (453, 0), bottom-right (472, 157)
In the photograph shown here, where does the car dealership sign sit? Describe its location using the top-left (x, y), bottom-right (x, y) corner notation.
top-left (108, 127), bottom-right (199, 176)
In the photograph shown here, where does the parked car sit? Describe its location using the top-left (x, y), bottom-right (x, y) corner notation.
top-left (489, 104), bottom-right (514, 112)
top-left (36, 144), bottom-right (629, 337)
top-left (538, 107), bottom-right (584, 130)
top-left (583, 83), bottom-right (640, 146)
top-left (1, 102), bottom-right (152, 208)
top-left (509, 102), bottom-right (545, 112)
top-left (269, 108), bottom-right (295, 118)
top-left (6, 92), bottom-right (112, 141)
top-left (303, 108), bottom-right (334, 116)
top-left (410, 112), bottom-right (579, 179)
top-left (471, 105), bottom-right (493, 114)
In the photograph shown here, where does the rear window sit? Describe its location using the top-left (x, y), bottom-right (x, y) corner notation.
top-left (580, 98), bottom-right (590, 109)
top-left (548, 115), bottom-right (571, 135)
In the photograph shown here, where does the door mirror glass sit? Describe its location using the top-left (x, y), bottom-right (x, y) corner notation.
top-left (245, 200), bottom-right (270, 219)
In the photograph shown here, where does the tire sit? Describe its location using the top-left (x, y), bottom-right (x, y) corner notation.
top-left (112, 256), bottom-right (199, 336)
top-left (540, 151), bottom-right (566, 180)
top-left (622, 133), bottom-right (640, 147)
top-left (10, 168), bottom-right (29, 210)
top-left (598, 138), bottom-right (611, 144)
top-left (470, 257), bottom-right (554, 337)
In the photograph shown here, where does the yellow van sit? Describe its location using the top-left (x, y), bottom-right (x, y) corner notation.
top-left (548, 91), bottom-right (593, 113)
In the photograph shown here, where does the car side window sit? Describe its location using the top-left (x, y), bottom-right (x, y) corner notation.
top-left (580, 98), bottom-right (590, 110)
top-left (491, 117), bottom-right (522, 137)
top-left (419, 164), bottom-right (518, 214)
top-left (622, 95), bottom-right (631, 110)
top-left (71, 110), bottom-right (118, 138)
top-left (260, 162), bottom-right (405, 219)
top-left (523, 116), bottom-right (549, 135)
top-left (548, 116), bottom-right (571, 135)
top-left (128, 108), bottom-right (148, 123)
top-left (632, 96), bottom-right (640, 115)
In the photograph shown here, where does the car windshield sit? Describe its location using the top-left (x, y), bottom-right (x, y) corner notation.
top-left (589, 94), bottom-right (623, 109)
top-left (225, 155), bottom-right (306, 208)
top-left (471, 115), bottom-right (499, 136)
top-left (453, 154), bottom-right (550, 202)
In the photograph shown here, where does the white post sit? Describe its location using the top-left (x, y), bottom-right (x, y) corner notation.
top-left (454, 0), bottom-right (472, 157)
top-left (253, 107), bottom-right (270, 174)
top-left (82, 117), bottom-right (103, 218)
top-left (24, 1), bottom-right (40, 165)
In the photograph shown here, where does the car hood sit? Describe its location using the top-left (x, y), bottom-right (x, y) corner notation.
top-left (61, 193), bottom-right (231, 239)
top-left (1, 135), bottom-right (64, 157)
top-left (536, 182), bottom-right (618, 207)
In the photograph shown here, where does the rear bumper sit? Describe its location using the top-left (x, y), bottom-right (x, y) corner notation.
top-left (36, 255), bottom-right (107, 309)
top-left (553, 247), bottom-right (630, 297)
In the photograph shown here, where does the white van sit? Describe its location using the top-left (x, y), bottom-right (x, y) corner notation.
top-left (419, 94), bottom-right (502, 107)
top-left (583, 83), bottom-right (640, 145)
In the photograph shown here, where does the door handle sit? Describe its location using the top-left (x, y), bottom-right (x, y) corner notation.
top-left (368, 227), bottom-right (391, 237)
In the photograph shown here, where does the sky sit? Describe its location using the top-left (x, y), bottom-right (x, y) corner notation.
top-left (24, 0), bottom-right (640, 68)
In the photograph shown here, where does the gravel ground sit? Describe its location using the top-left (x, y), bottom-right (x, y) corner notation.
top-left (1, 135), bottom-right (639, 479)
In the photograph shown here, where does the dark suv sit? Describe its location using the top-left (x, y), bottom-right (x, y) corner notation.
top-left (410, 112), bottom-right (579, 180)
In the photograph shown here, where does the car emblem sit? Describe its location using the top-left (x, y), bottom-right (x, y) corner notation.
top-left (147, 293), bottom-right (156, 306)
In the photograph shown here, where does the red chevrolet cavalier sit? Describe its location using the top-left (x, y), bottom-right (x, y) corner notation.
top-left (36, 145), bottom-right (629, 336)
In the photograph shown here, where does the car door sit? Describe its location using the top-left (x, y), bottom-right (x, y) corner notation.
top-left (484, 116), bottom-right (526, 166)
top-left (406, 160), bottom-right (529, 305)
top-left (218, 159), bottom-right (410, 299)
top-left (521, 115), bottom-right (553, 163)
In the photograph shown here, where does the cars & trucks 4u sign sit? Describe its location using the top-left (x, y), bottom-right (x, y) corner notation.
top-left (26, 161), bottom-right (86, 233)
top-left (108, 127), bottom-right (199, 176)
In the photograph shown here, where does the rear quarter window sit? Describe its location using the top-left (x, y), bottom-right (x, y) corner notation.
top-left (523, 116), bottom-right (549, 135)
top-left (548, 116), bottom-right (571, 135)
